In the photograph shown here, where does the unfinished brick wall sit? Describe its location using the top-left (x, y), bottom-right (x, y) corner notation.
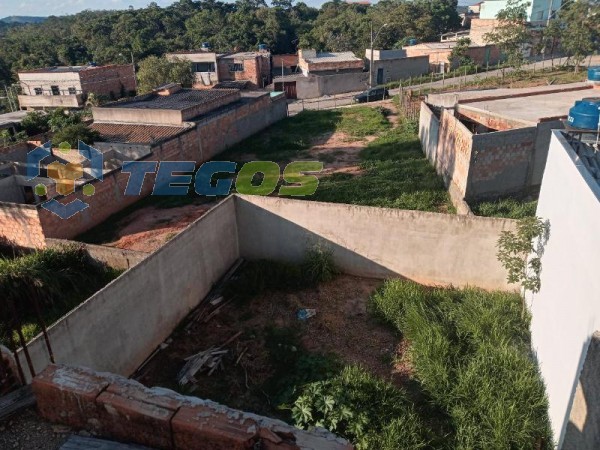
top-left (0, 202), bottom-right (46, 248)
top-left (457, 107), bottom-right (530, 131)
top-left (435, 109), bottom-right (474, 196)
top-left (32, 95), bottom-right (287, 241)
top-left (33, 364), bottom-right (353, 450)
top-left (79, 64), bottom-right (137, 98)
top-left (218, 58), bottom-right (262, 88)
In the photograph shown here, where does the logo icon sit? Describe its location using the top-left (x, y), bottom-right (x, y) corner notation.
top-left (27, 141), bottom-right (103, 219)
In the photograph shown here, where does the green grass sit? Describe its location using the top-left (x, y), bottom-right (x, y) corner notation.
top-left (221, 107), bottom-right (390, 162)
top-left (311, 121), bottom-right (453, 213)
top-left (0, 246), bottom-right (122, 345)
top-left (471, 197), bottom-right (538, 219)
top-left (367, 279), bottom-right (553, 449)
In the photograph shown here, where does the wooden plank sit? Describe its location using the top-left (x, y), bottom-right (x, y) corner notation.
top-left (0, 385), bottom-right (35, 422)
top-left (60, 435), bottom-right (155, 450)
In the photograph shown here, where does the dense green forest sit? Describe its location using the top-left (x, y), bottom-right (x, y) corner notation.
top-left (0, 0), bottom-right (460, 85)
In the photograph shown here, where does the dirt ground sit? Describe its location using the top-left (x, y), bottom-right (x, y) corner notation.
top-left (136, 274), bottom-right (410, 418)
top-left (102, 201), bottom-right (216, 253)
top-left (0, 408), bottom-right (70, 450)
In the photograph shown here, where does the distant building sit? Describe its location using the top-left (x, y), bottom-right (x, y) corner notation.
top-left (364, 49), bottom-right (429, 84)
top-left (271, 50), bottom-right (368, 99)
top-left (167, 49), bottom-right (271, 90)
top-left (17, 64), bottom-right (136, 110)
top-left (404, 41), bottom-right (501, 72)
top-left (479, 0), bottom-right (561, 23)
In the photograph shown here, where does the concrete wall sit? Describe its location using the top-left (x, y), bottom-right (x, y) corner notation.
top-left (370, 56), bottom-right (429, 83)
top-left (527, 131), bottom-right (600, 448)
top-left (316, 71), bottom-right (369, 96)
top-left (46, 238), bottom-right (148, 270)
top-left (235, 195), bottom-right (516, 291)
top-left (16, 197), bottom-right (239, 382)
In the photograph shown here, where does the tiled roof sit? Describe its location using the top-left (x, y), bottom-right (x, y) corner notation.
top-left (103, 89), bottom-right (239, 111)
top-left (306, 52), bottom-right (361, 63)
top-left (90, 123), bottom-right (189, 144)
top-left (213, 81), bottom-right (250, 89)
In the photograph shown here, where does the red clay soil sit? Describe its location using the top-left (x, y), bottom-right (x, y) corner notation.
top-left (105, 202), bottom-right (215, 253)
top-left (135, 275), bottom-right (411, 416)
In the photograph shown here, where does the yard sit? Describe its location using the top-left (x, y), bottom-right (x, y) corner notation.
top-left (136, 253), bottom-right (552, 449)
top-left (221, 104), bottom-right (453, 213)
top-left (470, 196), bottom-right (538, 219)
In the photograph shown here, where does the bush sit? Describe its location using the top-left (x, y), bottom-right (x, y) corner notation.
top-left (368, 279), bottom-right (553, 449)
top-left (53, 123), bottom-right (101, 147)
top-left (302, 245), bottom-right (337, 284)
top-left (292, 365), bottom-right (429, 450)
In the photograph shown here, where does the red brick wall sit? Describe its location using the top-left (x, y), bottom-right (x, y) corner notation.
top-left (33, 364), bottom-right (352, 450)
top-left (79, 64), bottom-right (137, 99)
top-left (0, 202), bottom-right (46, 248)
top-left (33, 95), bottom-right (286, 241)
top-left (217, 58), bottom-right (265, 88)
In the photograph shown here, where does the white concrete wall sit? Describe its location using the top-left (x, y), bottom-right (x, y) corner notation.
top-left (16, 197), bottom-right (239, 382)
top-left (235, 195), bottom-right (516, 290)
top-left (527, 131), bottom-right (600, 448)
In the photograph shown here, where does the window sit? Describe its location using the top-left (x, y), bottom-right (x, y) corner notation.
top-left (34, 88), bottom-right (43, 95)
top-left (193, 62), bottom-right (215, 73)
top-left (51, 85), bottom-right (60, 96)
top-left (229, 63), bottom-right (244, 72)
top-left (68, 87), bottom-right (77, 95)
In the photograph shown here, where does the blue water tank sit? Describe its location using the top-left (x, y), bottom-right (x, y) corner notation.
top-left (568, 97), bottom-right (600, 129)
top-left (258, 43), bottom-right (268, 51)
top-left (589, 66), bottom-right (600, 82)
top-left (407, 38), bottom-right (417, 46)
top-left (201, 42), bottom-right (210, 50)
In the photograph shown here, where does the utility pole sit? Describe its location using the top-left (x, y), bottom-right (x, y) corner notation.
top-left (369, 22), bottom-right (388, 88)
top-left (131, 51), bottom-right (138, 93)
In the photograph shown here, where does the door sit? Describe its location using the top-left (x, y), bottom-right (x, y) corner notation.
top-left (376, 68), bottom-right (384, 85)
top-left (284, 82), bottom-right (297, 99)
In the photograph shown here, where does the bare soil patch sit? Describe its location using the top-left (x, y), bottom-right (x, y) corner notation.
top-left (101, 202), bottom-right (216, 253)
top-left (135, 275), bottom-right (408, 418)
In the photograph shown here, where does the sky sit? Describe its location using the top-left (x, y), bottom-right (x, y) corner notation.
top-left (0, 0), bottom-right (479, 18)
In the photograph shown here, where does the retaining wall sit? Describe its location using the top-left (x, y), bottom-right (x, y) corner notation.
top-left (46, 238), bottom-right (148, 270)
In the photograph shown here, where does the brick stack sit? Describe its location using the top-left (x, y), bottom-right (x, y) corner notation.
top-left (32, 364), bottom-right (353, 450)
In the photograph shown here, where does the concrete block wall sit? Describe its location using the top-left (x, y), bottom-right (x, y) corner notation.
top-left (235, 195), bottom-right (516, 291)
top-left (16, 197), bottom-right (239, 381)
top-left (46, 238), bottom-right (148, 270)
top-left (33, 364), bottom-right (352, 450)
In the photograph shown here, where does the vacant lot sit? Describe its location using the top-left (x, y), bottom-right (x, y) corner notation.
top-left (222, 105), bottom-right (453, 213)
top-left (136, 256), bottom-right (551, 450)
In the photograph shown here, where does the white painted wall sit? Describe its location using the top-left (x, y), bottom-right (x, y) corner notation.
top-left (480, 0), bottom-right (562, 22)
top-left (527, 131), bottom-right (600, 448)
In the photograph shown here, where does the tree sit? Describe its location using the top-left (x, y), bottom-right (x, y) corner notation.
top-left (20, 111), bottom-right (50, 136)
top-left (449, 37), bottom-right (473, 68)
top-left (137, 55), bottom-right (194, 94)
top-left (52, 123), bottom-right (101, 147)
top-left (484, 0), bottom-right (531, 72)
top-left (560, 0), bottom-right (600, 71)
top-left (497, 216), bottom-right (549, 303)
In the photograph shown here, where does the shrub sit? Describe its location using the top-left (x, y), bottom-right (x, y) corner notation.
top-left (292, 365), bottom-right (429, 449)
top-left (302, 245), bottom-right (337, 285)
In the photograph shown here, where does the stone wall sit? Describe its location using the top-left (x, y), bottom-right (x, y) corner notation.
top-left (33, 364), bottom-right (352, 450)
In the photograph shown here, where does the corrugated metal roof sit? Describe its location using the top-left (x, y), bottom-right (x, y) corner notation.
top-left (90, 123), bottom-right (189, 144)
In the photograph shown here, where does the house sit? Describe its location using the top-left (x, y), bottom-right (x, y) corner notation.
top-left (418, 82), bottom-right (595, 203)
top-left (364, 49), bottom-right (429, 85)
top-left (0, 83), bottom-right (287, 248)
top-left (271, 50), bottom-right (368, 99)
top-left (167, 49), bottom-right (272, 90)
top-left (17, 64), bottom-right (136, 110)
top-left (479, 0), bottom-right (562, 24)
top-left (404, 41), bottom-right (501, 72)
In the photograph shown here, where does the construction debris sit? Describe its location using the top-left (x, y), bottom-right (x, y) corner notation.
top-left (177, 331), bottom-right (243, 387)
